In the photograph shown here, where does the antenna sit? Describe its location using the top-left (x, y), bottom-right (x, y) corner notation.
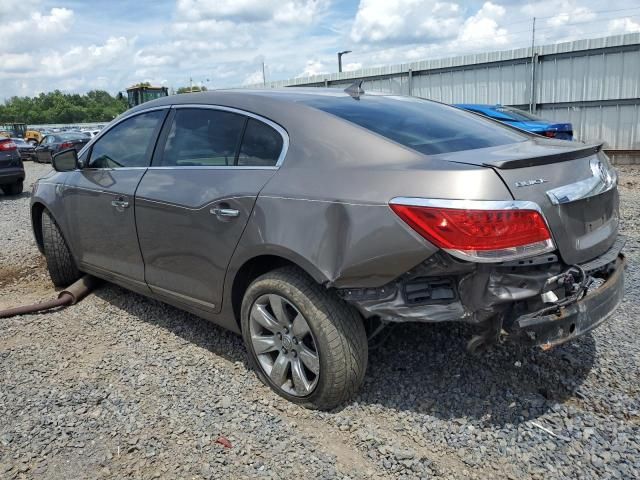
top-left (344, 80), bottom-right (364, 99)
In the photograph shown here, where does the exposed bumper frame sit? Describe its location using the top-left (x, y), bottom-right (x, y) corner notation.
top-left (508, 254), bottom-right (626, 348)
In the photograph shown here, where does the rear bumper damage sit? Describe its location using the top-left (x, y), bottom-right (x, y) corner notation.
top-left (509, 255), bottom-right (625, 348)
top-left (339, 235), bottom-right (626, 347)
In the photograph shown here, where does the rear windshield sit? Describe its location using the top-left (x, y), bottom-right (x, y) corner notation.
top-left (59, 132), bottom-right (87, 140)
top-left (301, 95), bottom-right (527, 155)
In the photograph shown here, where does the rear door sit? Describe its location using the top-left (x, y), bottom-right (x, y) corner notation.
top-left (36, 135), bottom-right (55, 162)
top-left (135, 106), bottom-right (286, 312)
top-left (63, 108), bottom-right (168, 286)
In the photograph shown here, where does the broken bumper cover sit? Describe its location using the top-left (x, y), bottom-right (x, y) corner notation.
top-left (508, 254), bottom-right (625, 348)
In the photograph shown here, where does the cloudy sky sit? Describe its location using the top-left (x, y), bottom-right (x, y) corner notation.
top-left (1, 0), bottom-right (639, 99)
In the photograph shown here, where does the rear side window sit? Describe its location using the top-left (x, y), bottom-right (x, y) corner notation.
top-left (89, 110), bottom-right (165, 168)
top-left (237, 118), bottom-right (283, 167)
top-left (302, 96), bottom-right (526, 155)
top-left (160, 109), bottom-right (245, 167)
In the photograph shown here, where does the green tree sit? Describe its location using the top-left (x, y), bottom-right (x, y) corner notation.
top-left (176, 86), bottom-right (207, 94)
top-left (0, 90), bottom-right (128, 124)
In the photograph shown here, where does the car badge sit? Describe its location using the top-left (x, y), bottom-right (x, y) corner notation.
top-left (514, 178), bottom-right (548, 188)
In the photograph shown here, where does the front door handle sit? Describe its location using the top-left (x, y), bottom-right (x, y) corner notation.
top-left (210, 207), bottom-right (240, 218)
top-left (111, 198), bottom-right (130, 211)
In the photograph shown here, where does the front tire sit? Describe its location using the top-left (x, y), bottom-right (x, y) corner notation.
top-left (241, 267), bottom-right (368, 410)
top-left (41, 209), bottom-right (81, 287)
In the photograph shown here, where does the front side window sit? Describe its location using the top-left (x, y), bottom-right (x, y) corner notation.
top-left (159, 109), bottom-right (246, 167)
top-left (237, 118), bottom-right (283, 167)
top-left (89, 110), bottom-right (165, 168)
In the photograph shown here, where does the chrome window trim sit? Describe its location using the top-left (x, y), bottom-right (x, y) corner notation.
top-left (389, 197), bottom-right (556, 263)
top-left (546, 156), bottom-right (617, 205)
top-left (171, 104), bottom-right (289, 168)
top-left (147, 166), bottom-right (277, 171)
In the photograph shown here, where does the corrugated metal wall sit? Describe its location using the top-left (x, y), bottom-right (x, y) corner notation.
top-left (248, 33), bottom-right (640, 152)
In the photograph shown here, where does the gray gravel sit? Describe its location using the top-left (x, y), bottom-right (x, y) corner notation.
top-left (1, 161), bottom-right (639, 479)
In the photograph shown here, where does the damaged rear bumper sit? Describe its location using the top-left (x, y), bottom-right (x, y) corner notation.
top-left (339, 235), bottom-right (626, 348)
top-left (508, 254), bottom-right (625, 348)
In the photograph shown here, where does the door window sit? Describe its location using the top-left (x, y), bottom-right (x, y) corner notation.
top-left (237, 118), bottom-right (283, 167)
top-left (159, 109), bottom-right (246, 167)
top-left (89, 110), bottom-right (165, 168)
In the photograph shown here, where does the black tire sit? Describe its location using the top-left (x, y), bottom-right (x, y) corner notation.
top-left (41, 209), bottom-right (81, 287)
top-left (1, 181), bottom-right (23, 196)
top-left (241, 267), bottom-right (368, 410)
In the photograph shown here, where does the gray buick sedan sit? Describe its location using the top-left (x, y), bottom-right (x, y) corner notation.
top-left (31, 88), bottom-right (624, 409)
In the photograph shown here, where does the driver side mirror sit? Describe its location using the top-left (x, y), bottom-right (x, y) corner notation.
top-left (52, 148), bottom-right (79, 172)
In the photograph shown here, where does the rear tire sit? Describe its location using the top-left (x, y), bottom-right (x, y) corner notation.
top-left (1, 181), bottom-right (23, 196)
top-left (41, 209), bottom-right (81, 287)
top-left (241, 267), bottom-right (368, 410)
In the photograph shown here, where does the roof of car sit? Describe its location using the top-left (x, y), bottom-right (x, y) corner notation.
top-left (129, 87), bottom-right (390, 112)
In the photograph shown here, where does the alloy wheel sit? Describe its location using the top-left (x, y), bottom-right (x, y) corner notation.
top-left (249, 294), bottom-right (320, 396)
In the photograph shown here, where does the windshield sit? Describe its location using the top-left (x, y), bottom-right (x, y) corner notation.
top-left (300, 95), bottom-right (527, 155)
top-left (494, 106), bottom-right (543, 122)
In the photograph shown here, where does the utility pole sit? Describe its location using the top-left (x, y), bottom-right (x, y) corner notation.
top-left (189, 77), bottom-right (193, 93)
top-left (262, 61), bottom-right (266, 86)
top-left (529, 17), bottom-right (536, 113)
top-left (338, 50), bottom-right (352, 73)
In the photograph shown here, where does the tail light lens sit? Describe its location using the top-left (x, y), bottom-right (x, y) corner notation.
top-left (0, 140), bottom-right (18, 151)
top-left (543, 131), bottom-right (556, 138)
top-left (60, 142), bottom-right (74, 149)
top-left (390, 198), bottom-right (555, 263)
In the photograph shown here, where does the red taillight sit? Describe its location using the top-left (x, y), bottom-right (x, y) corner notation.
top-left (0, 140), bottom-right (17, 151)
top-left (543, 131), bottom-right (556, 138)
top-left (60, 142), bottom-right (74, 149)
top-left (390, 201), bottom-right (554, 262)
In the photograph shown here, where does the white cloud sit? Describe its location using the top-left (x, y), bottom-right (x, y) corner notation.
top-left (0, 6), bottom-right (74, 52)
top-left (176, 0), bottom-right (327, 25)
top-left (608, 17), bottom-right (640, 34)
top-left (547, 7), bottom-right (595, 27)
top-left (0, 53), bottom-right (34, 73)
top-left (455, 2), bottom-right (508, 47)
top-left (343, 62), bottom-right (363, 72)
top-left (350, 0), bottom-right (462, 43)
top-left (243, 70), bottom-right (265, 86)
top-left (299, 60), bottom-right (329, 77)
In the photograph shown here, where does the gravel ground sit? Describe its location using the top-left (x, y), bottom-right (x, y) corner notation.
top-left (1, 161), bottom-right (639, 479)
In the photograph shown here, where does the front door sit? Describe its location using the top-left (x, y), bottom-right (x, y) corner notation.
top-left (135, 107), bottom-right (285, 312)
top-left (63, 109), bottom-right (168, 286)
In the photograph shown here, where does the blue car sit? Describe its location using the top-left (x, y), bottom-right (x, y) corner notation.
top-left (455, 104), bottom-right (573, 140)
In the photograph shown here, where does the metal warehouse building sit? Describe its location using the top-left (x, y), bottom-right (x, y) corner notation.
top-left (250, 33), bottom-right (640, 164)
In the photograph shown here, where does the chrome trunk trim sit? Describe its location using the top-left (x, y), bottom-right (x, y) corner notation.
top-left (546, 156), bottom-right (617, 205)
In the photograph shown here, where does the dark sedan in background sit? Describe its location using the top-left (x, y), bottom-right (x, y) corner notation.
top-left (0, 138), bottom-right (25, 195)
top-left (455, 104), bottom-right (574, 140)
top-left (11, 138), bottom-right (37, 162)
top-left (35, 132), bottom-right (90, 163)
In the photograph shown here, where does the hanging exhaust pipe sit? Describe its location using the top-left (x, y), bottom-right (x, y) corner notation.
top-left (0, 275), bottom-right (99, 319)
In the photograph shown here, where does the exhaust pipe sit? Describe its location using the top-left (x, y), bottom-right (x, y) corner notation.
top-left (0, 275), bottom-right (99, 319)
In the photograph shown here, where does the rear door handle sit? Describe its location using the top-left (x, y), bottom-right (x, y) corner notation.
top-left (210, 207), bottom-right (240, 218)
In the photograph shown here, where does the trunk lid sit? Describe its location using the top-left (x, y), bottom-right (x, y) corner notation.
top-left (433, 139), bottom-right (619, 265)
